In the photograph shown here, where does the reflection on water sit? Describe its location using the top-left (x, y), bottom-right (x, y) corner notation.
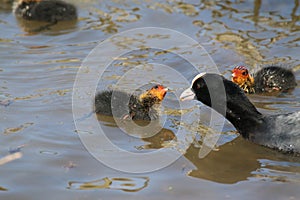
top-left (3, 122), bottom-right (33, 135)
top-left (252, 159), bottom-right (300, 183)
top-left (186, 137), bottom-right (260, 184)
top-left (68, 176), bottom-right (149, 192)
top-left (15, 19), bottom-right (78, 35)
top-left (185, 137), bottom-right (300, 184)
top-left (141, 128), bottom-right (175, 149)
top-left (97, 114), bottom-right (177, 151)
top-left (97, 105), bottom-right (300, 185)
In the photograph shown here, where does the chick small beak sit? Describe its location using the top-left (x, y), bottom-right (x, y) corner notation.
top-left (231, 72), bottom-right (236, 77)
top-left (163, 87), bottom-right (169, 92)
top-left (180, 88), bottom-right (195, 101)
top-left (159, 87), bottom-right (169, 99)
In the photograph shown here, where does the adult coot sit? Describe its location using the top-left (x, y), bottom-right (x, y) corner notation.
top-left (180, 73), bottom-right (300, 153)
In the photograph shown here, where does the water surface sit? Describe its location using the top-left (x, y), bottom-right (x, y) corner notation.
top-left (0, 0), bottom-right (300, 199)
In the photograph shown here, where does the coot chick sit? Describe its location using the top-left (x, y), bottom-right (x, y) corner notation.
top-left (13, 0), bottom-right (77, 22)
top-left (232, 65), bottom-right (297, 94)
top-left (95, 85), bottom-right (168, 121)
top-left (180, 73), bottom-right (300, 153)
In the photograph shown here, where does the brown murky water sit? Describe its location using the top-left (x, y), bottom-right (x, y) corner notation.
top-left (1, 0), bottom-right (300, 199)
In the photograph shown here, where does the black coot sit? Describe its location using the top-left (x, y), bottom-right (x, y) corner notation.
top-left (181, 73), bottom-right (300, 153)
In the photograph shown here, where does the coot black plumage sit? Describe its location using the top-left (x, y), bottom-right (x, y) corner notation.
top-left (180, 73), bottom-right (300, 153)
top-left (13, 0), bottom-right (77, 22)
top-left (95, 85), bottom-right (168, 121)
top-left (232, 65), bottom-right (297, 94)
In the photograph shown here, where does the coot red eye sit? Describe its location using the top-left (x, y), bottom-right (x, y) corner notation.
top-left (181, 73), bottom-right (300, 154)
top-left (154, 85), bottom-right (159, 89)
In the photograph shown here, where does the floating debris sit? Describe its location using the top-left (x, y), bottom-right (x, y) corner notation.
top-left (39, 150), bottom-right (58, 156)
top-left (63, 161), bottom-right (77, 170)
top-left (0, 99), bottom-right (13, 107)
top-left (9, 144), bottom-right (27, 154)
top-left (0, 152), bottom-right (22, 166)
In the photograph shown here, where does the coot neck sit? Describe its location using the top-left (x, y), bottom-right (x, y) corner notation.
top-left (195, 78), bottom-right (265, 139)
top-left (224, 100), bottom-right (264, 138)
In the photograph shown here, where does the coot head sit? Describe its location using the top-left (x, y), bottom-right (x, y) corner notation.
top-left (180, 73), bottom-right (300, 153)
top-left (180, 73), bottom-right (263, 139)
top-left (231, 66), bottom-right (255, 93)
top-left (139, 85), bottom-right (168, 105)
